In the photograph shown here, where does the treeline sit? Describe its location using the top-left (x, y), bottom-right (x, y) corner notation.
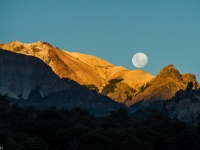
top-left (0, 94), bottom-right (200, 150)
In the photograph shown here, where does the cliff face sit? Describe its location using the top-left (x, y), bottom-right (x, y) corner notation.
top-left (165, 84), bottom-right (200, 126)
top-left (0, 49), bottom-right (69, 99)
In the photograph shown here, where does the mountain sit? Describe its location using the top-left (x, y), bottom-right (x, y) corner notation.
top-left (0, 49), bottom-right (68, 99)
top-left (127, 65), bottom-right (199, 105)
top-left (0, 49), bottom-right (123, 114)
top-left (1, 41), bottom-right (199, 106)
top-left (0, 41), bottom-right (155, 104)
top-left (101, 68), bottom-right (154, 104)
top-left (165, 82), bottom-right (200, 126)
top-left (0, 41), bottom-right (112, 91)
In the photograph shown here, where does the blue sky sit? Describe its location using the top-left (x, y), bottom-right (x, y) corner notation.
top-left (1, 0), bottom-right (200, 81)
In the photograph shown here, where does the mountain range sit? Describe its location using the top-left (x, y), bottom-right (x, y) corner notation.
top-left (0, 41), bottom-right (199, 107)
top-left (0, 49), bottom-right (122, 114)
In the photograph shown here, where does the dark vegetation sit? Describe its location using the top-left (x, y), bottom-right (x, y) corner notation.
top-left (43, 42), bottom-right (53, 47)
top-left (84, 84), bottom-right (99, 92)
top-left (102, 78), bottom-right (123, 95)
top-left (1, 93), bottom-right (200, 150)
top-left (31, 45), bottom-right (41, 53)
top-left (139, 82), bottom-right (151, 93)
top-left (13, 45), bottom-right (24, 52)
top-left (8, 77), bottom-right (123, 116)
top-left (123, 91), bottom-right (133, 104)
top-left (134, 82), bottom-right (152, 97)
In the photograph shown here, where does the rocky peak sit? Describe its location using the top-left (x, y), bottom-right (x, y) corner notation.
top-left (126, 64), bottom-right (200, 105)
top-left (182, 74), bottom-right (199, 90)
top-left (157, 64), bottom-right (181, 79)
top-left (13, 40), bottom-right (22, 44)
top-left (0, 41), bottom-right (23, 50)
top-left (35, 40), bottom-right (43, 44)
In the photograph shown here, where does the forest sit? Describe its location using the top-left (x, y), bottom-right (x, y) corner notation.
top-left (0, 93), bottom-right (200, 150)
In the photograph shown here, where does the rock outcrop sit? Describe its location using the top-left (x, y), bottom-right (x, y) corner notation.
top-left (127, 65), bottom-right (199, 105)
top-left (165, 83), bottom-right (200, 125)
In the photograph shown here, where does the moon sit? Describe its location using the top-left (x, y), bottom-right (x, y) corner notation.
top-left (132, 52), bottom-right (148, 68)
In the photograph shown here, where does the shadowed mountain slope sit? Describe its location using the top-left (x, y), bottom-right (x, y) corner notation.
top-left (0, 49), bottom-right (68, 99)
top-left (165, 82), bottom-right (200, 125)
top-left (0, 49), bottom-right (123, 114)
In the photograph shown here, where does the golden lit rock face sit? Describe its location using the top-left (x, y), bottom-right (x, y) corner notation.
top-left (126, 64), bottom-right (199, 106)
top-left (0, 41), bottom-right (154, 93)
top-left (1, 42), bottom-right (199, 106)
top-left (102, 68), bottom-right (155, 104)
top-left (0, 41), bottom-right (111, 91)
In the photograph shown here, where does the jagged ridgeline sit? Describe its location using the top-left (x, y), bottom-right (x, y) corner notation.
top-left (0, 41), bottom-right (155, 105)
top-left (0, 41), bottom-right (199, 106)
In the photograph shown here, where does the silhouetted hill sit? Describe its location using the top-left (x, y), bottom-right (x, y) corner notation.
top-left (0, 49), bottom-right (123, 114)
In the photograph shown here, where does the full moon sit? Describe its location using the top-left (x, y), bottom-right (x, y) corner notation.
top-left (132, 52), bottom-right (148, 68)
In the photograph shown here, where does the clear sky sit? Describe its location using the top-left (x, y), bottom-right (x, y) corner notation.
top-left (1, 0), bottom-right (200, 81)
